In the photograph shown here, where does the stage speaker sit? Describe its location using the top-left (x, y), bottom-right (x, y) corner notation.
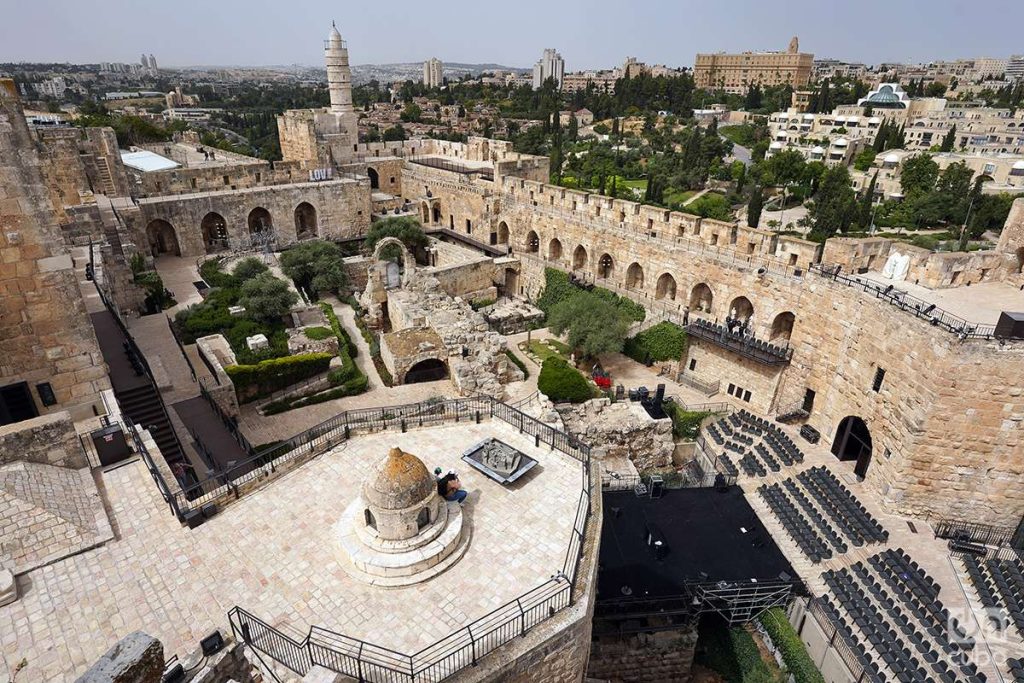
top-left (654, 383), bottom-right (665, 406)
top-left (995, 312), bottom-right (1024, 340)
top-left (649, 475), bottom-right (665, 499)
top-left (201, 502), bottom-right (218, 519)
top-left (200, 629), bottom-right (225, 656)
top-left (778, 571), bottom-right (793, 582)
top-left (162, 663), bottom-right (185, 683)
top-left (714, 473), bottom-right (729, 492)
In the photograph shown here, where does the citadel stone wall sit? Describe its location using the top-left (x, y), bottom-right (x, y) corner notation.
top-left (492, 177), bottom-right (1024, 528)
top-left (33, 126), bottom-right (129, 217)
top-left (401, 162), bottom-right (496, 238)
top-left (0, 80), bottom-right (110, 422)
top-left (135, 177), bottom-right (371, 257)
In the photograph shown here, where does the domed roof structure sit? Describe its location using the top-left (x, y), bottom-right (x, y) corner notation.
top-left (770, 141), bottom-right (784, 149)
top-left (811, 146), bottom-right (825, 154)
top-left (833, 137), bottom-right (849, 147)
top-left (884, 153), bottom-right (900, 164)
top-left (1013, 160), bottom-right (1024, 170)
top-left (363, 447), bottom-right (435, 510)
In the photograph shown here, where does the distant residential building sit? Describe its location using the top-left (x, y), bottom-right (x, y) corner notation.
top-left (813, 59), bottom-right (868, 82)
top-left (558, 108), bottom-right (594, 126)
top-left (562, 69), bottom-right (617, 93)
top-left (34, 77), bottom-right (67, 99)
top-left (1008, 56), bottom-right (1024, 82)
top-left (162, 108), bottom-right (222, 122)
top-left (694, 37), bottom-right (813, 94)
top-left (972, 57), bottom-right (1008, 81)
top-left (791, 90), bottom-right (814, 112)
top-left (532, 49), bottom-right (565, 90)
top-left (149, 54), bottom-right (158, 72)
top-left (165, 87), bottom-right (199, 109)
top-left (851, 149), bottom-right (1024, 202)
top-left (423, 58), bottom-right (443, 88)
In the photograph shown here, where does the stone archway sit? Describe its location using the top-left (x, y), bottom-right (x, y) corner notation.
top-left (625, 262), bottom-right (644, 290)
top-left (294, 202), bottom-right (317, 240)
top-left (367, 167), bottom-right (380, 189)
top-left (548, 238), bottom-right (563, 261)
top-left (404, 358), bottom-right (449, 384)
top-left (598, 253), bottom-right (614, 279)
top-left (729, 296), bottom-right (754, 323)
top-left (372, 236), bottom-right (415, 288)
top-left (656, 273), bottom-right (677, 301)
top-left (200, 212), bottom-right (228, 254)
top-left (497, 221), bottom-right (510, 245)
top-left (770, 311), bottom-right (795, 342)
top-left (525, 230), bottom-right (540, 253)
top-left (247, 207), bottom-right (273, 238)
top-left (146, 219), bottom-right (180, 256)
top-left (831, 416), bottom-right (873, 478)
top-left (689, 283), bottom-right (713, 313)
top-left (572, 245), bottom-right (588, 270)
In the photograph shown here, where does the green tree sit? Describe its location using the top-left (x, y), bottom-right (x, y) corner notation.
top-left (936, 161), bottom-right (974, 225)
top-left (537, 357), bottom-right (592, 403)
top-left (926, 82), bottom-right (948, 98)
top-left (399, 103), bottom-right (422, 122)
top-left (232, 257), bottom-right (270, 282)
top-left (239, 273), bottom-right (298, 322)
top-left (747, 185), bottom-right (764, 228)
top-left (364, 216), bottom-right (428, 255)
top-left (809, 165), bottom-right (857, 238)
top-left (940, 124), bottom-right (957, 153)
top-left (900, 154), bottom-right (940, 198)
top-left (382, 124), bottom-right (407, 141)
top-left (858, 172), bottom-right (878, 229)
top-left (547, 297), bottom-right (631, 358)
top-left (279, 240), bottom-right (349, 297)
top-left (853, 148), bottom-right (878, 172)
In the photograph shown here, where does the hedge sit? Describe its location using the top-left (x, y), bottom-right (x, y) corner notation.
top-left (536, 268), bottom-right (645, 322)
top-left (225, 352), bottom-right (333, 402)
top-left (624, 322), bottom-right (687, 363)
top-left (538, 357), bottom-right (591, 403)
top-left (695, 616), bottom-right (779, 683)
top-left (263, 374), bottom-right (369, 415)
top-left (758, 608), bottom-right (825, 683)
top-left (505, 349), bottom-right (529, 379)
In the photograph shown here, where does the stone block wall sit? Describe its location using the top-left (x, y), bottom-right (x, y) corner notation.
top-left (587, 622), bottom-right (699, 682)
top-left (0, 412), bottom-right (87, 469)
top-left (0, 80), bottom-right (110, 422)
top-left (136, 177), bottom-right (371, 257)
top-left (33, 125), bottom-right (130, 218)
top-left (401, 162), bottom-right (493, 237)
top-left (683, 341), bottom-right (783, 414)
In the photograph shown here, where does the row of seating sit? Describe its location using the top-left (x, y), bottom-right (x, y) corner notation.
top-left (1008, 658), bottom-right (1024, 683)
top-left (798, 466), bottom-right (888, 545)
top-left (781, 479), bottom-right (849, 554)
top-left (763, 425), bottom-right (804, 466)
top-left (816, 597), bottom-right (888, 683)
top-left (868, 551), bottom-right (979, 678)
top-left (758, 483), bottom-right (832, 563)
top-left (717, 453), bottom-right (739, 478)
top-left (739, 451), bottom-right (769, 477)
top-left (961, 553), bottom-right (1024, 635)
top-left (825, 567), bottom-right (942, 682)
top-left (753, 443), bottom-right (782, 472)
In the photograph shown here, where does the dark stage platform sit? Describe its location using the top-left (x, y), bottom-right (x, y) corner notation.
top-left (598, 486), bottom-right (797, 603)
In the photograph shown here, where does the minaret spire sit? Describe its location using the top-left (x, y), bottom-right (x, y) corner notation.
top-left (325, 22), bottom-right (354, 115)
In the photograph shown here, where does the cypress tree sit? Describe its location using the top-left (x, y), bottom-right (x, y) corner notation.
top-left (747, 186), bottom-right (764, 228)
top-left (940, 124), bottom-right (957, 153)
top-left (859, 172), bottom-right (878, 229)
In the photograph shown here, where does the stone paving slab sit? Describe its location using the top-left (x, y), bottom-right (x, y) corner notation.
top-left (0, 421), bottom-right (583, 682)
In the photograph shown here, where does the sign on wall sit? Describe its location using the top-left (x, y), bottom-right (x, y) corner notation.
top-left (309, 168), bottom-right (334, 182)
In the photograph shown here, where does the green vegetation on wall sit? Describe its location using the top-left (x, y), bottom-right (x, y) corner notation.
top-left (624, 321), bottom-right (687, 363)
top-left (758, 608), bottom-right (825, 683)
top-left (695, 616), bottom-right (783, 683)
top-left (225, 352), bottom-right (333, 403)
top-left (536, 268), bottom-right (645, 322)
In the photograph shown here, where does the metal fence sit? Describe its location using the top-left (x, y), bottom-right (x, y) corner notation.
top-left (932, 517), bottom-right (1021, 549)
top-left (806, 597), bottom-right (871, 682)
top-left (675, 373), bottom-right (721, 397)
top-left (226, 397), bottom-right (592, 682)
top-left (809, 264), bottom-right (1001, 340)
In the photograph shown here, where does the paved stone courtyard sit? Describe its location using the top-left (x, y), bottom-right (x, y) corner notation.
top-left (0, 421), bottom-right (583, 682)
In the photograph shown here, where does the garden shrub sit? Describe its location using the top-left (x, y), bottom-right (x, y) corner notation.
top-left (624, 322), bottom-right (687, 363)
top-left (505, 349), bottom-right (529, 379)
top-left (263, 374), bottom-right (370, 415)
top-left (538, 357), bottom-right (591, 403)
top-left (232, 257), bottom-right (269, 282)
top-left (319, 302), bottom-right (358, 358)
top-left (665, 403), bottom-right (711, 440)
top-left (304, 326), bottom-right (333, 341)
top-left (238, 272), bottom-right (298, 322)
top-left (199, 259), bottom-right (235, 288)
top-left (758, 608), bottom-right (824, 683)
top-left (280, 241), bottom-right (348, 296)
top-left (225, 352), bottom-right (333, 402)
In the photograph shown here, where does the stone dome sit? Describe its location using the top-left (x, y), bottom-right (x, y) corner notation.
top-left (363, 447), bottom-right (435, 510)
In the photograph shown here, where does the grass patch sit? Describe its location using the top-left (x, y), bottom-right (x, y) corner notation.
top-left (505, 349), bottom-right (529, 379)
top-left (303, 326), bottom-right (333, 340)
top-left (664, 189), bottom-right (698, 206)
top-left (527, 339), bottom-right (571, 364)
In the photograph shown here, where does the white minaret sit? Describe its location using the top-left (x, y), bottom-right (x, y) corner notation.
top-left (325, 21), bottom-right (354, 115)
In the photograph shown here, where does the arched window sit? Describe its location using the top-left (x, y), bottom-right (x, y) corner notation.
top-left (416, 507), bottom-right (431, 530)
top-left (548, 238), bottom-right (563, 261)
top-left (247, 207), bottom-right (273, 238)
top-left (728, 296), bottom-right (754, 323)
top-left (689, 283), bottom-right (713, 313)
top-left (598, 253), bottom-right (614, 279)
top-left (625, 262), bottom-right (644, 290)
top-left (367, 167), bottom-right (380, 189)
top-left (294, 202), bottom-right (317, 240)
top-left (497, 221), bottom-right (510, 244)
top-left (200, 212), bottom-right (228, 253)
top-left (525, 230), bottom-right (539, 253)
top-left (770, 311), bottom-right (795, 342)
top-left (364, 508), bottom-right (377, 530)
top-left (655, 273), bottom-right (677, 301)
top-left (572, 245), bottom-right (588, 270)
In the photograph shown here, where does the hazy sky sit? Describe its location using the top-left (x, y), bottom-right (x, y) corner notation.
top-left (2, 0), bottom-right (1022, 69)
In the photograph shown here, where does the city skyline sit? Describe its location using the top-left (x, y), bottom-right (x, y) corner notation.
top-left (2, 0), bottom-right (1023, 70)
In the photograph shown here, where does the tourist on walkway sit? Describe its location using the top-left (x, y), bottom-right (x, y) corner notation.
top-left (437, 471), bottom-right (468, 504)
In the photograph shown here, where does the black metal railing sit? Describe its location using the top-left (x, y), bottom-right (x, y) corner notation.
top-left (226, 401), bottom-right (591, 682)
top-left (931, 517), bottom-right (1021, 548)
top-left (676, 373), bottom-right (721, 396)
top-left (810, 263), bottom-right (1002, 340)
top-left (197, 379), bottom-right (255, 457)
top-left (166, 315), bottom-right (196, 382)
top-left (124, 420), bottom-right (182, 519)
top-left (684, 318), bottom-right (793, 365)
top-left (170, 395), bottom-right (590, 519)
top-left (806, 597), bottom-right (871, 682)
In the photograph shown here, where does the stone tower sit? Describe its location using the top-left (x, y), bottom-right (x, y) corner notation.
top-left (997, 197), bottom-right (1024, 276)
top-left (788, 36), bottom-right (800, 54)
top-left (326, 22), bottom-right (354, 115)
